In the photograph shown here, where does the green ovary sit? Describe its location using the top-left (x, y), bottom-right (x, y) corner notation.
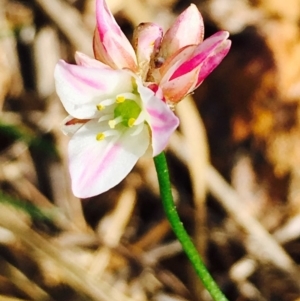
top-left (114, 100), bottom-right (141, 127)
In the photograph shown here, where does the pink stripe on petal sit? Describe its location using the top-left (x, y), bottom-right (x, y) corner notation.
top-left (158, 45), bottom-right (196, 80)
top-left (145, 103), bottom-right (179, 155)
top-left (96, 0), bottom-right (122, 39)
top-left (146, 108), bottom-right (166, 121)
top-left (69, 121), bottom-right (150, 198)
top-left (59, 61), bottom-right (106, 91)
top-left (196, 40), bottom-right (231, 85)
top-left (94, 0), bottom-right (137, 70)
top-left (76, 141), bottom-right (120, 194)
top-left (170, 32), bottom-right (229, 80)
top-left (74, 73), bottom-right (105, 90)
top-left (75, 52), bottom-right (111, 69)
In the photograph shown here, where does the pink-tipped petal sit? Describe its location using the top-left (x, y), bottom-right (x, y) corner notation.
top-left (137, 81), bottom-right (179, 155)
top-left (157, 44), bottom-right (196, 81)
top-left (133, 22), bottom-right (163, 80)
top-left (54, 60), bottom-right (132, 118)
top-left (170, 31), bottom-right (230, 80)
top-left (69, 119), bottom-right (150, 198)
top-left (196, 39), bottom-right (231, 85)
top-left (93, 0), bottom-right (137, 70)
top-left (159, 4), bottom-right (204, 60)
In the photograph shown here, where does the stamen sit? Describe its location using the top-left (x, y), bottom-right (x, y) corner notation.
top-left (116, 96), bottom-right (125, 103)
top-left (96, 133), bottom-right (105, 141)
top-left (117, 92), bottom-right (139, 102)
top-left (96, 98), bottom-right (115, 111)
top-left (128, 118), bottom-right (136, 127)
top-left (96, 104), bottom-right (105, 111)
top-left (98, 114), bottom-right (113, 123)
top-left (96, 129), bottom-right (119, 141)
top-left (108, 120), bottom-right (116, 129)
top-left (105, 129), bottom-right (119, 137)
top-left (108, 116), bottom-right (123, 129)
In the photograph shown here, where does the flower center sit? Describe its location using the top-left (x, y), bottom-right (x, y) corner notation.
top-left (113, 99), bottom-right (141, 128)
top-left (95, 91), bottom-right (145, 141)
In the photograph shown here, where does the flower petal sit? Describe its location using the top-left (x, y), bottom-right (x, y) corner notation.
top-left (155, 44), bottom-right (196, 82)
top-left (196, 39), bottom-right (231, 86)
top-left (69, 119), bottom-right (150, 198)
top-left (133, 22), bottom-right (163, 80)
top-left (93, 0), bottom-right (137, 71)
top-left (54, 60), bottom-right (132, 118)
top-left (161, 67), bottom-right (199, 103)
top-left (137, 81), bottom-right (179, 155)
top-left (159, 4), bottom-right (204, 60)
top-left (170, 31), bottom-right (230, 80)
top-left (75, 51), bottom-right (111, 69)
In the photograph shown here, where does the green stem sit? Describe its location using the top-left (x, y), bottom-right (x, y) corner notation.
top-left (153, 152), bottom-right (229, 301)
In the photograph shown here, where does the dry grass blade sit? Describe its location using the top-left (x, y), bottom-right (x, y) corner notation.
top-left (33, 0), bottom-right (92, 55)
top-left (0, 296), bottom-right (32, 301)
top-left (0, 258), bottom-right (51, 301)
top-left (0, 204), bottom-right (138, 301)
top-left (206, 165), bottom-right (300, 288)
top-left (175, 96), bottom-right (209, 298)
top-left (88, 187), bottom-right (137, 277)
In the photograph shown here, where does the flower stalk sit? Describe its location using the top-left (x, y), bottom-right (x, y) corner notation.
top-left (154, 152), bottom-right (229, 301)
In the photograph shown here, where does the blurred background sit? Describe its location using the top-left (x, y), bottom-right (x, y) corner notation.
top-left (1, 0), bottom-right (300, 300)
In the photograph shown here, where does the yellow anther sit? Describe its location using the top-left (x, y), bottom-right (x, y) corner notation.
top-left (96, 104), bottom-right (105, 111)
top-left (96, 133), bottom-right (105, 141)
top-left (108, 120), bottom-right (116, 129)
top-left (116, 96), bottom-right (125, 103)
top-left (128, 118), bottom-right (136, 127)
